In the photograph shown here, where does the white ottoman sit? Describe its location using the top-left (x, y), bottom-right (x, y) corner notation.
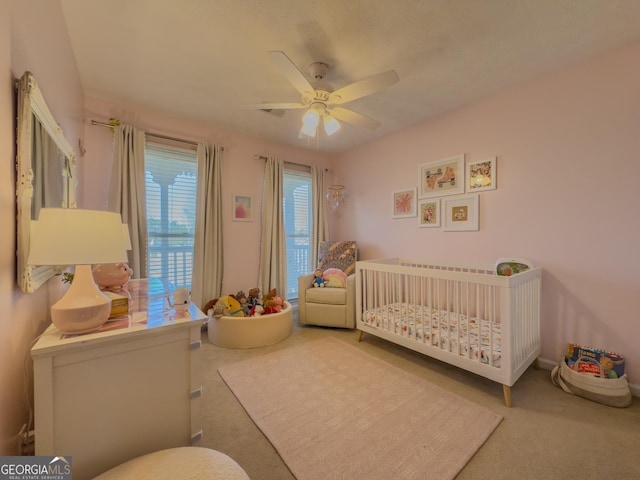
top-left (93, 447), bottom-right (250, 480)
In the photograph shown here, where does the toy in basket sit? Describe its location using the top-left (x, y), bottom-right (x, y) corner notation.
top-left (565, 343), bottom-right (625, 378)
top-left (551, 343), bottom-right (631, 407)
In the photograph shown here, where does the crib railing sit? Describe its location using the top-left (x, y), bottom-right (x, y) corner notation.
top-left (356, 258), bottom-right (541, 383)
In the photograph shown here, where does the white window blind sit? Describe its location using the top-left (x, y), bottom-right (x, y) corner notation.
top-left (145, 143), bottom-right (197, 288)
top-left (283, 170), bottom-right (312, 301)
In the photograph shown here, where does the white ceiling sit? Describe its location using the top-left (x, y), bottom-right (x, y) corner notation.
top-left (60, 0), bottom-right (640, 154)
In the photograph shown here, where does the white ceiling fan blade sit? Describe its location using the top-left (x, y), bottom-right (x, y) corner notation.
top-left (241, 102), bottom-right (306, 110)
top-left (330, 107), bottom-right (381, 130)
top-left (268, 51), bottom-right (315, 97)
top-left (329, 70), bottom-right (399, 105)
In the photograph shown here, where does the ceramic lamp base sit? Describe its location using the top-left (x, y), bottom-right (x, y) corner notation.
top-left (51, 265), bottom-right (112, 334)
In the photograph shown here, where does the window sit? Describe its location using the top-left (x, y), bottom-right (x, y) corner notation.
top-left (283, 170), bottom-right (312, 301)
top-left (145, 143), bottom-right (197, 288)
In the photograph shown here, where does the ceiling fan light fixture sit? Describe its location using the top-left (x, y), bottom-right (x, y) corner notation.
top-left (300, 105), bottom-right (321, 137)
top-left (323, 114), bottom-right (341, 136)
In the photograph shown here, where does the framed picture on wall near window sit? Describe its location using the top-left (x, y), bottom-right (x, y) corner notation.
top-left (443, 194), bottom-right (479, 231)
top-left (232, 194), bottom-right (253, 222)
top-left (466, 157), bottom-right (497, 192)
top-left (392, 188), bottom-right (417, 218)
top-left (418, 154), bottom-right (465, 199)
top-left (418, 198), bottom-right (440, 227)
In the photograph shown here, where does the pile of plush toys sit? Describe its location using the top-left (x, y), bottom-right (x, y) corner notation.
top-left (204, 288), bottom-right (285, 319)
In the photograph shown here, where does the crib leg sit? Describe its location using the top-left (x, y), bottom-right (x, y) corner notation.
top-left (357, 330), bottom-right (364, 342)
top-left (502, 385), bottom-right (512, 408)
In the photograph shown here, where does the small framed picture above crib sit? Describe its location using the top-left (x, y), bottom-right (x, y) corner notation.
top-left (466, 157), bottom-right (497, 192)
top-left (443, 194), bottom-right (479, 231)
top-left (392, 188), bottom-right (417, 218)
top-left (418, 154), bottom-right (465, 199)
top-left (232, 193), bottom-right (253, 222)
top-left (418, 198), bottom-right (440, 227)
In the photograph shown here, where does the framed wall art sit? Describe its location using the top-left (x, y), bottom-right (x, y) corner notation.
top-left (466, 157), bottom-right (497, 192)
top-left (392, 188), bottom-right (417, 218)
top-left (418, 198), bottom-right (440, 228)
top-left (443, 194), bottom-right (479, 231)
top-left (232, 194), bottom-right (253, 222)
top-left (418, 154), bottom-right (465, 199)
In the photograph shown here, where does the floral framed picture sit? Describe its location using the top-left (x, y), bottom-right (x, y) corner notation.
top-left (418, 198), bottom-right (440, 228)
top-left (466, 157), bottom-right (497, 192)
top-left (392, 188), bottom-right (417, 218)
top-left (418, 154), bottom-right (465, 199)
top-left (443, 194), bottom-right (479, 231)
top-left (232, 194), bottom-right (253, 222)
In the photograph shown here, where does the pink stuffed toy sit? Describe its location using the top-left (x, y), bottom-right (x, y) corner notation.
top-left (272, 295), bottom-right (284, 313)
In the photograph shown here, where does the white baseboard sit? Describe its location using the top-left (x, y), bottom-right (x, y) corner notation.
top-left (537, 356), bottom-right (639, 398)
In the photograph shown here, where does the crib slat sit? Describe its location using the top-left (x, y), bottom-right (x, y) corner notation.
top-left (355, 257), bottom-right (540, 406)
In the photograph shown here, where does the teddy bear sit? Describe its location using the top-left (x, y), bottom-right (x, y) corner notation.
top-left (312, 268), bottom-right (325, 288)
top-left (247, 288), bottom-right (261, 308)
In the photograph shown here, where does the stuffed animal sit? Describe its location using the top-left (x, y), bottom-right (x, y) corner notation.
top-left (203, 298), bottom-right (219, 316)
top-left (250, 304), bottom-right (264, 317)
top-left (312, 268), bottom-right (325, 288)
top-left (173, 287), bottom-right (191, 312)
top-left (210, 299), bottom-right (228, 318)
top-left (234, 290), bottom-right (251, 315)
top-left (247, 288), bottom-right (261, 308)
top-left (92, 263), bottom-right (133, 290)
top-left (214, 295), bottom-right (244, 317)
top-left (272, 295), bottom-right (284, 313)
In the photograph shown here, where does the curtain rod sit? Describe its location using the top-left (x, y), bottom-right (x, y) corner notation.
top-left (253, 154), bottom-right (327, 171)
top-left (90, 120), bottom-right (224, 150)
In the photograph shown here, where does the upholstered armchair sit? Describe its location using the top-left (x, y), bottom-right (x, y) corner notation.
top-left (297, 241), bottom-right (357, 329)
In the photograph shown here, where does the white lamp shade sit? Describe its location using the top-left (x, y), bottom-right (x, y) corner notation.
top-left (122, 223), bottom-right (133, 251)
top-left (27, 208), bottom-right (128, 334)
top-left (28, 208), bottom-right (128, 266)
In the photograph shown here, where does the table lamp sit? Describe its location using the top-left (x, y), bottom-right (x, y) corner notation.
top-left (28, 208), bottom-right (128, 334)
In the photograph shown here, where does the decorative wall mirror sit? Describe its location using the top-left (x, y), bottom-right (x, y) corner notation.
top-left (16, 71), bottom-right (77, 293)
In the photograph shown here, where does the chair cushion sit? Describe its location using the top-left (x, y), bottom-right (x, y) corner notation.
top-left (318, 241), bottom-right (357, 275)
top-left (305, 287), bottom-right (347, 305)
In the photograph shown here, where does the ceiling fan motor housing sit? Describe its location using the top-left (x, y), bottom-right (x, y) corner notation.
top-left (309, 62), bottom-right (328, 80)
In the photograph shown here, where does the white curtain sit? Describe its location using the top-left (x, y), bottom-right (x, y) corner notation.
top-left (258, 156), bottom-right (286, 296)
top-left (310, 165), bottom-right (329, 269)
top-left (191, 143), bottom-right (224, 309)
top-left (107, 124), bottom-right (148, 279)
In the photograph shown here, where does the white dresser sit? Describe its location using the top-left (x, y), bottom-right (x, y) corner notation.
top-left (31, 278), bottom-right (207, 480)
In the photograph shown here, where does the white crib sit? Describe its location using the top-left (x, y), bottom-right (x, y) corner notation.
top-left (355, 257), bottom-right (541, 406)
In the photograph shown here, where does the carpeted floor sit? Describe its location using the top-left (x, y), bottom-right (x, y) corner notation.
top-left (198, 313), bottom-right (640, 480)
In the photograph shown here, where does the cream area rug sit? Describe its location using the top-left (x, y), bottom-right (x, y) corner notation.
top-left (218, 337), bottom-right (502, 480)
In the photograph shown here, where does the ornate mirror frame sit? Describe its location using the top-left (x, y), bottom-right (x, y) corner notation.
top-left (16, 72), bottom-right (77, 293)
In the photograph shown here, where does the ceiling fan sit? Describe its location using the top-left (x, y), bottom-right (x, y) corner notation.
top-left (244, 51), bottom-right (399, 138)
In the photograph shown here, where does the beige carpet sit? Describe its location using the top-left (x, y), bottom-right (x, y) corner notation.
top-left (218, 337), bottom-right (502, 480)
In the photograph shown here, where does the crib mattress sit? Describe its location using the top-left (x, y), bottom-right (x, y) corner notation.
top-left (361, 302), bottom-right (502, 367)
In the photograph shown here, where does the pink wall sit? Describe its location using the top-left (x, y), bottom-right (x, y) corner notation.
top-left (334, 41), bottom-right (640, 386)
top-left (1, 0), bottom-right (84, 454)
top-left (81, 97), bottom-right (334, 299)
